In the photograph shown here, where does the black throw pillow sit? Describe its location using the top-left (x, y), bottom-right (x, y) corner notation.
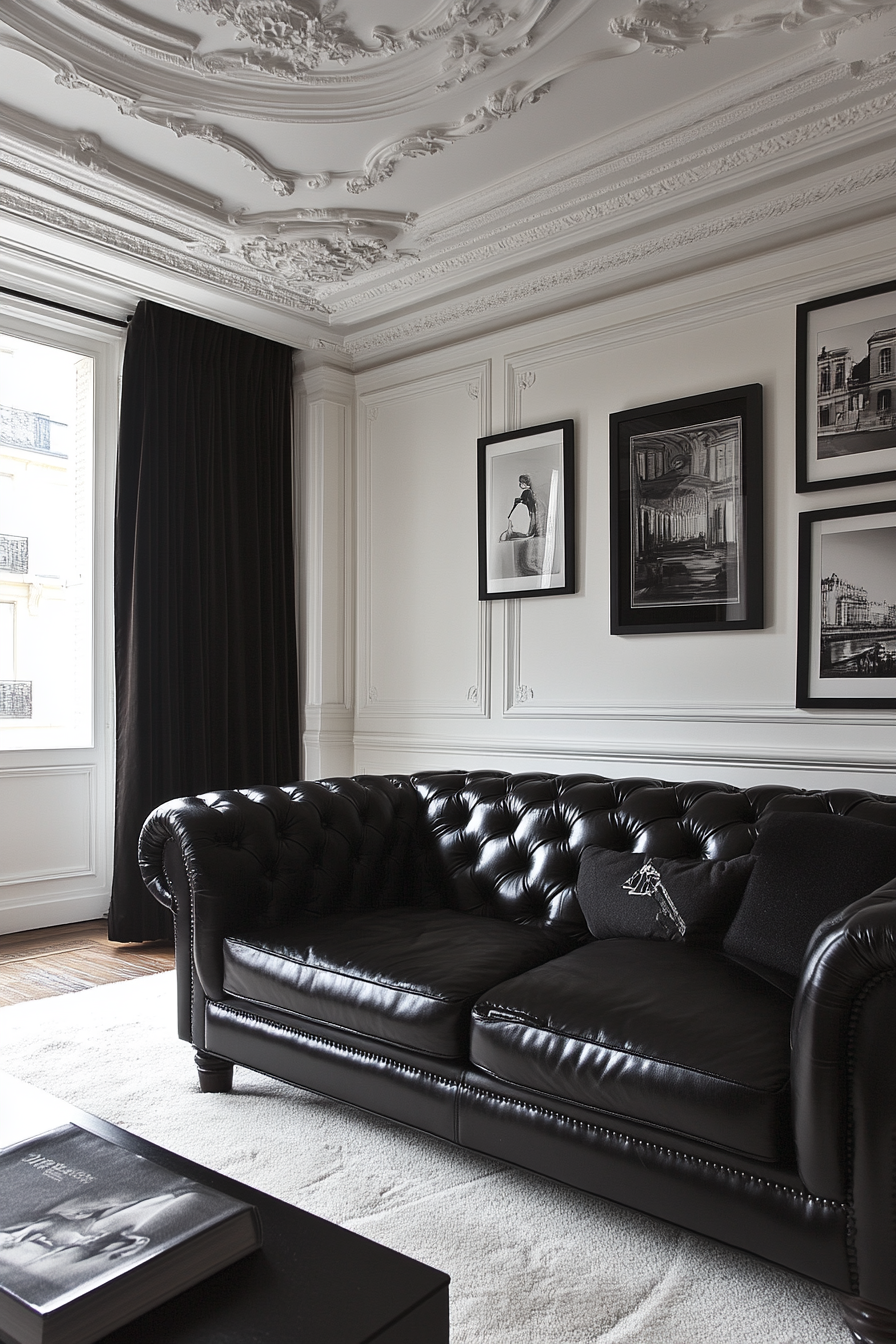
top-left (576, 845), bottom-right (755, 946)
top-left (722, 811), bottom-right (896, 978)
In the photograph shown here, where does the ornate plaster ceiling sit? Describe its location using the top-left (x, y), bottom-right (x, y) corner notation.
top-left (0, 0), bottom-right (894, 358)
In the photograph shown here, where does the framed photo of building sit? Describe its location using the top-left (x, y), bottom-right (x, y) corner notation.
top-left (610, 385), bottom-right (763, 634)
top-left (797, 499), bottom-right (896, 709)
top-left (797, 279), bottom-right (896, 491)
top-left (478, 420), bottom-right (575, 600)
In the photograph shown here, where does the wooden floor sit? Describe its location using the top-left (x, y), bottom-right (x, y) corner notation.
top-left (0, 920), bottom-right (175, 1007)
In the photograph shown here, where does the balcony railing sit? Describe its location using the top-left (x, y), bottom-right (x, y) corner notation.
top-left (0, 404), bottom-right (56, 452)
top-left (0, 533), bottom-right (28, 574)
top-left (0, 681), bottom-right (32, 718)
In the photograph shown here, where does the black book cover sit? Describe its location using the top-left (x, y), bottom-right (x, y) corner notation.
top-left (0, 1125), bottom-right (261, 1344)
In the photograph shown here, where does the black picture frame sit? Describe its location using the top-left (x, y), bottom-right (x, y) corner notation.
top-left (477, 419), bottom-right (575, 600)
top-left (796, 498), bottom-right (896, 709)
top-left (609, 385), bottom-right (763, 634)
top-left (796, 278), bottom-right (896, 492)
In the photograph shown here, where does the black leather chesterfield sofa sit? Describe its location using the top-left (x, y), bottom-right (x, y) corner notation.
top-left (138, 771), bottom-right (896, 1344)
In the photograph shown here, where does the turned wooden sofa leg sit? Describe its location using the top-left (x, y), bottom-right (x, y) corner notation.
top-left (194, 1050), bottom-right (234, 1093)
top-left (839, 1295), bottom-right (896, 1343)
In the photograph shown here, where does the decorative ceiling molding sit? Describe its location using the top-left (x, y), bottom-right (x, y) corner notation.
top-left (411, 51), bottom-right (839, 242)
top-left (175, 0), bottom-right (561, 88)
top-left (0, 180), bottom-right (333, 313)
top-left (0, 0), bottom-right (893, 342)
top-left (0, 100), bottom-right (229, 223)
top-left (609, 0), bottom-right (896, 55)
top-left (227, 208), bottom-right (418, 285)
top-left (324, 72), bottom-right (896, 307)
top-left (346, 79), bottom-right (552, 193)
top-left (235, 233), bottom-right (389, 284)
top-left (3, 0), bottom-right (890, 211)
top-left (0, 0), bottom-right (590, 116)
top-left (0, 93), bottom-right (419, 291)
top-left (0, 102), bottom-right (419, 286)
top-left (342, 154), bottom-right (896, 355)
top-left (1, 19), bottom-right (557, 198)
top-left (58, 0), bottom-right (199, 61)
top-left (129, 107), bottom-right (297, 196)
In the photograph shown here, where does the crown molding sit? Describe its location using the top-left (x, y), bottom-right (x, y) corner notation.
top-left (326, 59), bottom-right (896, 313)
top-left (341, 152), bottom-right (896, 358)
top-left (0, 102), bottom-right (424, 289)
top-left (0, 181), bottom-right (333, 314)
top-left (0, 100), bottom-right (230, 224)
top-left (1, 0), bottom-right (893, 336)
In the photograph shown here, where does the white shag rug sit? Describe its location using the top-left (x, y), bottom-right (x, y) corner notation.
top-left (0, 972), bottom-right (851, 1344)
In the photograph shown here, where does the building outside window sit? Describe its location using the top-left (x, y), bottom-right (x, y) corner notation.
top-left (0, 335), bottom-right (92, 745)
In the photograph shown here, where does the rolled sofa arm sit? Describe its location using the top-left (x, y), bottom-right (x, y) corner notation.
top-left (791, 877), bottom-right (896, 1309)
top-left (138, 776), bottom-right (424, 1020)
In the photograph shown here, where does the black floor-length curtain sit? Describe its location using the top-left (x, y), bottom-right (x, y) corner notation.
top-left (109, 300), bottom-right (301, 941)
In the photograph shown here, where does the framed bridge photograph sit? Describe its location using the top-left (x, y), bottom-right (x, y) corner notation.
top-left (797, 498), bottom-right (896, 709)
top-left (797, 278), bottom-right (896, 492)
top-left (609, 385), bottom-right (764, 634)
top-left (477, 419), bottom-right (575, 600)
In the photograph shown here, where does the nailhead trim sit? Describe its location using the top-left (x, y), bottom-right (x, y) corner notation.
top-left (843, 966), bottom-right (896, 1294)
top-left (213, 1001), bottom-right (457, 1091)
top-left (458, 1081), bottom-right (844, 1206)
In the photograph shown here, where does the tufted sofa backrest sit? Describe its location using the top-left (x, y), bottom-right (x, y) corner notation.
top-left (398, 770), bottom-right (896, 938)
top-left (140, 770), bottom-right (896, 944)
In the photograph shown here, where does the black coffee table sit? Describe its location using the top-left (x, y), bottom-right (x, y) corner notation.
top-left (0, 1072), bottom-right (449, 1344)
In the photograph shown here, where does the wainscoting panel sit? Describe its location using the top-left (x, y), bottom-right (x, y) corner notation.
top-left (0, 766), bottom-right (94, 886)
top-left (340, 227), bottom-right (896, 793)
top-left (358, 363), bottom-right (491, 719)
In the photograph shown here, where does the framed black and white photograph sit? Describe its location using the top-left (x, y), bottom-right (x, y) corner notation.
top-left (609, 385), bottom-right (763, 634)
top-left (797, 499), bottom-right (896, 709)
top-left (477, 419), bottom-right (575, 600)
top-left (797, 278), bottom-right (896, 492)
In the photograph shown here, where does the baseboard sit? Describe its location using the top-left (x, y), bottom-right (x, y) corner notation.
top-left (0, 889), bottom-right (109, 936)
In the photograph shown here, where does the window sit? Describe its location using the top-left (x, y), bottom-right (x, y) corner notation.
top-left (880, 347), bottom-right (892, 377)
top-left (834, 363), bottom-right (844, 389)
top-left (879, 389), bottom-right (892, 415)
top-left (0, 334), bottom-right (94, 747)
top-left (0, 300), bottom-right (121, 931)
top-left (819, 366), bottom-right (830, 393)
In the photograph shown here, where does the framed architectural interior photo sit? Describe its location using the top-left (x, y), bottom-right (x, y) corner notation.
top-left (609, 385), bottom-right (764, 634)
top-left (797, 279), bottom-right (896, 491)
top-left (477, 420), bottom-right (575, 600)
top-left (797, 498), bottom-right (896, 709)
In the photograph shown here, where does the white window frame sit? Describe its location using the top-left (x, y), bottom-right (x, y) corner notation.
top-left (0, 295), bottom-right (123, 933)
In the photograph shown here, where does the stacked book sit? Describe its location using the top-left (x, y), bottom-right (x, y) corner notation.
top-left (0, 1125), bottom-right (262, 1344)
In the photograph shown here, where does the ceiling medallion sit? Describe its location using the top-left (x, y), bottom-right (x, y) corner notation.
top-left (178, 0), bottom-right (557, 84)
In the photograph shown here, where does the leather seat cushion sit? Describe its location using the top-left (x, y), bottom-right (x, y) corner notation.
top-left (222, 908), bottom-right (568, 1058)
top-left (470, 940), bottom-right (794, 1162)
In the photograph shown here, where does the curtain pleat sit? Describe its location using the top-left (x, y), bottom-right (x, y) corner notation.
top-left (109, 301), bottom-right (301, 941)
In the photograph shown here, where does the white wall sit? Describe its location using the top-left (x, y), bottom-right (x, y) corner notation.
top-left (304, 216), bottom-right (896, 794)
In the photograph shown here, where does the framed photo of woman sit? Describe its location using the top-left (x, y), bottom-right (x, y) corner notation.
top-left (477, 420), bottom-right (575, 600)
